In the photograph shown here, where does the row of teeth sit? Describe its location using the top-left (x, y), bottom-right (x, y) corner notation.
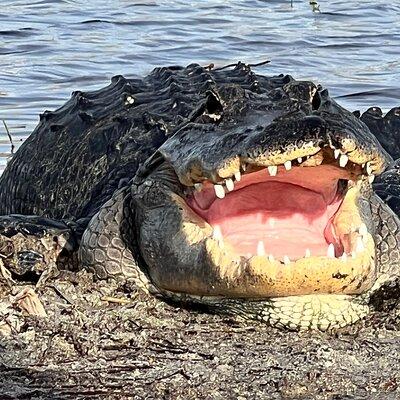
top-left (195, 153), bottom-right (375, 199)
top-left (212, 223), bottom-right (368, 264)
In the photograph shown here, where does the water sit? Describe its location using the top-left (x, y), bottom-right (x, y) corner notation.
top-left (0, 0), bottom-right (399, 172)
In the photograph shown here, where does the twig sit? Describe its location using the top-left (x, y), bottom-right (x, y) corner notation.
top-left (249, 60), bottom-right (271, 68)
top-left (145, 368), bottom-right (189, 385)
top-left (0, 258), bottom-right (15, 287)
top-left (101, 296), bottom-right (131, 305)
top-left (50, 284), bottom-right (75, 305)
top-left (2, 120), bottom-right (15, 155)
top-left (203, 63), bottom-right (215, 70)
top-left (213, 59), bottom-right (270, 72)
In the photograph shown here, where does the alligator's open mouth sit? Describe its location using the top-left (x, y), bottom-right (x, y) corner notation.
top-left (173, 146), bottom-right (378, 297)
top-left (188, 154), bottom-right (369, 261)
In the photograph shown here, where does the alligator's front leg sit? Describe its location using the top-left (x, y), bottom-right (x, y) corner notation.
top-left (367, 163), bottom-right (400, 312)
top-left (357, 106), bottom-right (400, 312)
top-left (79, 187), bottom-right (155, 294)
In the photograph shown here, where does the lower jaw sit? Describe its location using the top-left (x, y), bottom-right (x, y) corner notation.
top-left (204, 236), bottom-right (376, 297)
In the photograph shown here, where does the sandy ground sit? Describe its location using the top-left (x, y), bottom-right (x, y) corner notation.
top-left (0, 270), bottom-right (399, 400)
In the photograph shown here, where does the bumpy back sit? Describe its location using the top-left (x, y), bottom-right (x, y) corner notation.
top-left (1, 63), bottom-right (286, 220)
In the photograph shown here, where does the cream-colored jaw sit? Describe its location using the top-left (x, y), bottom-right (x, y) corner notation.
top-left (168, 146), bottom-right (377, 298)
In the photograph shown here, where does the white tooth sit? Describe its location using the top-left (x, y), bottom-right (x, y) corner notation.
top-left (356, 236), bottom-right (364, 253)
top-left (339, 154), bottom-right (348, 168)
top-left (268, 254), bottom-right (275, 262)
top-left (327, 243), bottom-right (335, 258)
top-left (267, 165), bottom-right (278, 176)
top-left (234, 171), bottom-right (241, 181)
top-left (284, 160), bottom-right (292, 170)
top-left (214, 184), bottom-right (225, 199)
top-left (242, 164), bottom-right (246, 172)
top-left (340, 253), bottom-right (347, 261)
top-left (305, 248), bottom-right (311, 258)
top-left (225, 178), bottom-right (234, 192)
top-left (213, 225), bottom-right (223, 242)
top-left (257, 241), bottom-right (266, 256)
top-left (334, 149), bottom-right (340, 159)
top-left (359, 223), bottom-right (368, 237)
top-left (283, 255), bottom-right (290, 265)
top-left (366, 162), bottom-right (373, 175)
top-left (297, 157), bottom-right (303, 163)
top-left (368, 174), bottom-right (375, 183)
top-left (194, 183), bottom-right (203, 191)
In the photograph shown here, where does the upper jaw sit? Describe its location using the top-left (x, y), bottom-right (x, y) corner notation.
top-left (159, 113), bottom-right (391, 188)
top-left (183, 143), bottom-right (381, 203)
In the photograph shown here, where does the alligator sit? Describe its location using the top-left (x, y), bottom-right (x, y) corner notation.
top-left (0, 62), bottom-right (399, 331)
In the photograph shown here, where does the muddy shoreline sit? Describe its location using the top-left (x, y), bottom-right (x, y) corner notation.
top-left (0, 271), bottom-right (399, 400)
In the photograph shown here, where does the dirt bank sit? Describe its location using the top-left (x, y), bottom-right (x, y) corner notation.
top-left (0, 271), bottom-right (399, 400)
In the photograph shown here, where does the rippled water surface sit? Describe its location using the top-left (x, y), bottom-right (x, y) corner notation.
top-left (0, 0), bottom-right (399, 171)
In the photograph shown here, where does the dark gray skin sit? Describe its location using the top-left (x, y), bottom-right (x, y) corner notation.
top-left (0, 62), bottom-right (399, 331)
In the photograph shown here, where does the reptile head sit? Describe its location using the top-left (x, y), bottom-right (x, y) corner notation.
top-left (133, 74), bottom-right (392, 330)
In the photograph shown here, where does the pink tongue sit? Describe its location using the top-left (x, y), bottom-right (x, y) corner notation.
top-left (190, 181), bottom-right (341, 260)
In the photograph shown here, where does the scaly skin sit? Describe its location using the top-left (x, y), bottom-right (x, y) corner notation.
top-left (0, 62), bottom-right (399, 330)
